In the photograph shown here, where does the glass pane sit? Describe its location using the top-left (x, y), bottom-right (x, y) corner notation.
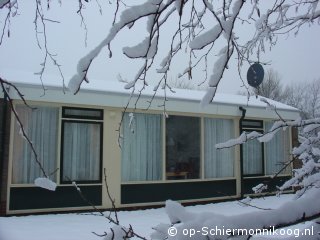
top-left (166, 116), bottom-right (200, 180)
top-left (12, 106), bottom-right (58, 183)
top-left (265, 122), bottom-right (291, 175)
top-left (242, 120), bottom-right (263, 128)
top-left (121, 113), bottom-right (162, 181)
top-left (62, 122), bottom-right (101, 182)
top-left (204, 118), bottom-right (235, 178)
top-left (63, 108), bottom-right (103, 120)
top-left (243, 137), bottom-right (263, 175)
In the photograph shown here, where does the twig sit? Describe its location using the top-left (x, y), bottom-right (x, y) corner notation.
top-left (0, 77), bottom-right (48, 178)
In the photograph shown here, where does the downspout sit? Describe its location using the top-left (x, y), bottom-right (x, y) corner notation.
top-left (239, 106), bottom-right (246, 198)
top-left (0, 89), bottom-right (8, 205)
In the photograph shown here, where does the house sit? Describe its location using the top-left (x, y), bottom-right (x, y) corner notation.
top-left (0, 72), bottom-right (300, 215)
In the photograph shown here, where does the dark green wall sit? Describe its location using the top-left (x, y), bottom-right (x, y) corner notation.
top-left (121, 179), bottom-right (237, 204)
top-left (10, 185), bottom-right (102, 210)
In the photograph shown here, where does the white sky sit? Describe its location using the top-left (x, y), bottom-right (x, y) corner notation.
top-left (0, 1), bottom-right (319, 94)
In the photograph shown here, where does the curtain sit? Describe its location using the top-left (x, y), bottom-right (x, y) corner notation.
top-left (121, 113), bottom-right (162, 181)
top-left (204, 118), bottom-right (235, 178)
top-left (265, 122), bottom-right (290, 175)
top-left (243, 137), bottom-right (263, 175)
top-left (62, 122), bottom-right (101, 181)
top-left (12, 106), bottom-right (58, 183)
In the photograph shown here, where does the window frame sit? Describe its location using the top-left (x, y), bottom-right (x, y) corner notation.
top-left (264, 121), bottom-right (292, 176)
top-left (120, 112), bottom-right (239, 183)
top-left (203, 117), bottom-right (236, 179)
top-left (62, 106), bottom-right (103, 121)
top-left (60, 107), bottom-right (103, 184)
top-left (11, 104), bottom-right (60, 184)
top-left (241, 120), bottom-right (265, 177)
top-left (121, 112), bottom-right (163, 182)
top-left (165, 115), bottom-right (201, 180)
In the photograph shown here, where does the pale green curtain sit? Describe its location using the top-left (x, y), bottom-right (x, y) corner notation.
top-left (12, 106), bottom-right (58, 183)
top-left (204, 118), bottom-right (235, 178)
top-left (265, 122), bottom-right (290, 175)
top-left (121, 113), bottom-right (162, 181)
top-left (62, 122), bottom-right (101, 181)
top-left (243, 137), bottom-right (263, 175)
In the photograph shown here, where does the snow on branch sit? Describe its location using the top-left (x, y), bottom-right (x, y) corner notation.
top-left (68, 0), bottom-right (168, 94)
top-left (279, 128), bottom-right (320, 198)
top-left (152, 189), bottom-right (320, 239)
top-left (215, 117), bottom-right (320, 149)
top-left (1, 1), bottom-right (319, 107)
top-left (65, 0), bottom-right (320, 107)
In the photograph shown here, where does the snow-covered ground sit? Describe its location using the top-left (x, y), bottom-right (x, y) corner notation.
top-left (0, 194), bottom-right (316, 240)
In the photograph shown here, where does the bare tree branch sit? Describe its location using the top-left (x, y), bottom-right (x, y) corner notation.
top-left (0, 77), bottom-right (48, 178)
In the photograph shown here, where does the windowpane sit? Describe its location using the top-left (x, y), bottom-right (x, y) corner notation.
top-left (63, 107), bottom-right (103, 120)
top-left (121, 113), bottom-right (162, 181)
top-left (12, 106), bottom-right (58, 183)
top-left (62, 122), bottom-right (101, 182)
top-left (241, 120), bottom-right (263, 128)
top-left (265, 122), bottom-right (291, 175)
top-left (243, 137), bottom-right (263, 175)
top-left (204, 118), bottom-right (235, 178)
top-left (166, 116), bottom-right (200, 180)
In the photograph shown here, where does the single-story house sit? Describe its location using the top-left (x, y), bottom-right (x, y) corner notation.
top-left (0, 72), bottom-right (300, 215)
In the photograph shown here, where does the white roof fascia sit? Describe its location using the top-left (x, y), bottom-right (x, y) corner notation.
top-left (6, 82), bottom-right (300, 120)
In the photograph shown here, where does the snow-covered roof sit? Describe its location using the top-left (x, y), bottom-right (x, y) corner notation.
top-left (1, 69), bottom-right (299, 119)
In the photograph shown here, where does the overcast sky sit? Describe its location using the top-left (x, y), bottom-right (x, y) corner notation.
top-left (0, 1), bottom-right (319, 94)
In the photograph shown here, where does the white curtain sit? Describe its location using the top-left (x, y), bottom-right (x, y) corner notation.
top-left (243, 137), bottom-right (263, 175)
top-left (265, 122), bottom-right (290, 175)
top-left (12, 106), bottom-right (58, 183)
top-left (121, 113), bottom-right (162, 181)
top-left (62, 122), bottom-right (101, 181)
top-left (204, 118), bottom-right (235, 178)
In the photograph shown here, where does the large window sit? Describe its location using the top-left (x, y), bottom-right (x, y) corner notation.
top-left (12, 106), bottom-right (59, 184)
top-left (121, 114), bottom-right (237, 181)
top-left (166, 116), bottom-right (200, 180)
top-left (204, 118), bottom-right (235, 178)
top-left (121, 113), bottom-right (162, 181)
top-left (61, 107), bottom-right (103, 183)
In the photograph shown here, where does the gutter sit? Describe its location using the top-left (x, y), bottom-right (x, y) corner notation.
top-left (239, 106), bottom-right (246, 198)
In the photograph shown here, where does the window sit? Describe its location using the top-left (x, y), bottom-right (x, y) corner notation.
top-left (204, 118), bottom-right (235, 178)
top-left (62, 107), bottom-right (103, 120)
top-left (121, 113), bottom-right (162, 181)
top-left (12, 105), bottom-right (59, 184)
top-left (241, 120), bottom-right (264, 176)
top-left (166, 116), bottom-right (200, 180)
top-left (241, 120), bottom-right (292, 176)
top-left (61, 107), bottom-right (103, 183)
top-left (243, 137), bottom-right (264, 175)
top-left (264, 122), bottom-right (291, 175)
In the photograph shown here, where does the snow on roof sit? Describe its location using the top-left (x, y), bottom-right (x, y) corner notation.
top-left (1, 69), bottom-right (298, 112)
